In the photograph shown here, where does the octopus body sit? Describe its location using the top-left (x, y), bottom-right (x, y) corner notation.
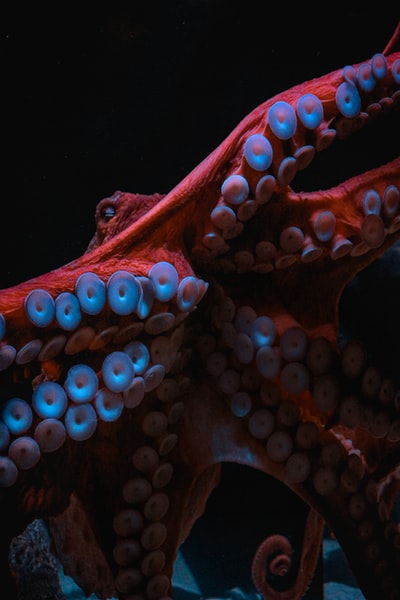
top-left (1, 22), bottom-right (400, 600)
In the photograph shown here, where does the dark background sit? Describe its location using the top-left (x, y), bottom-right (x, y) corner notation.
top-left (1, 5), bottom-right (398, 287)
top-left (2, 7), bottom-right (400, 597)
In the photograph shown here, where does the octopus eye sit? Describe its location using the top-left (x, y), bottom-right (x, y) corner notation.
top-left (101, 205), bottom-right (116, 222)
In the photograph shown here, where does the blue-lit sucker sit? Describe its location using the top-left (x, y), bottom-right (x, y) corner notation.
top-left (0, 24), bottom-right (400, 600)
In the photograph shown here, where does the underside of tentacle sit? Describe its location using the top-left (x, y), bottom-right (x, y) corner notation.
top-left (0, 23), bottom-right (399, 600)
top-left (251, 509), bottom-right (324, 600)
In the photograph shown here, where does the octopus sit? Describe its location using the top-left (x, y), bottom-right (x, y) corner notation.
top-left (0, 19), bottom-right (400, 600)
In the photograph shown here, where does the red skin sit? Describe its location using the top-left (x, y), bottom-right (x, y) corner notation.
top-left (0, 28), bottom-right (399, 600)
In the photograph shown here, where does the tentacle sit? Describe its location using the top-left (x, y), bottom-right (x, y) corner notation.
top-left (251, 509), bottom-right (324, 600)
top-left (0, 34), bottom-right (399, 600)
top-left (383, 20), bottom-right (400, 54)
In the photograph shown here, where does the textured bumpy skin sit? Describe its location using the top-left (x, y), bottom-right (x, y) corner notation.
top-left (0, 23), bottom-right (400, 600)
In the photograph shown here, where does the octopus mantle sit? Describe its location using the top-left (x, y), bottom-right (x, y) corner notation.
top-left (0, 25), bottom-right (400, 600)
